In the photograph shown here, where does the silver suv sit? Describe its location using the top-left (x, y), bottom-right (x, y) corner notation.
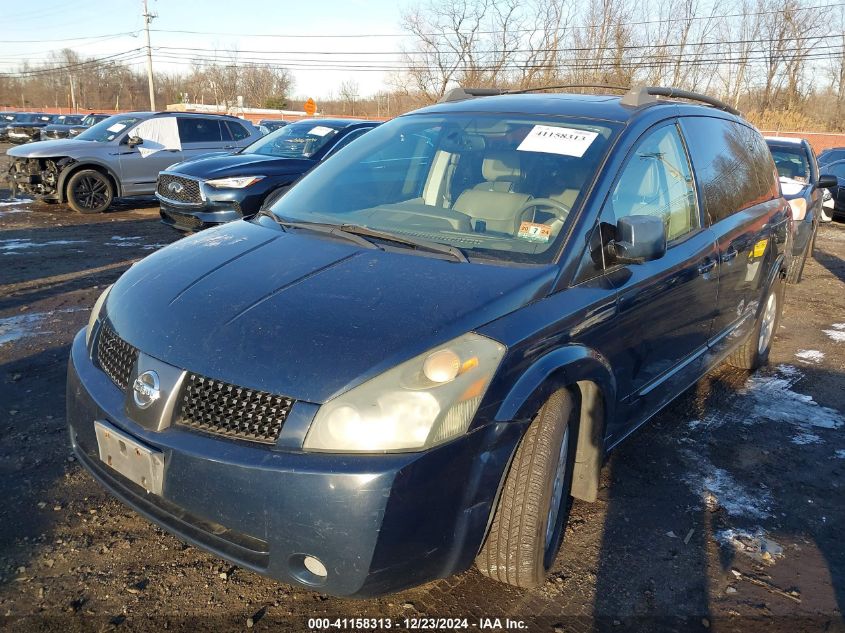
top-left (6, 112), bottom-right (261, 213)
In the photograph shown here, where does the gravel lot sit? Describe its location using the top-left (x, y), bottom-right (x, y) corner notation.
top-left (1, 152), bottom-right (844, 632)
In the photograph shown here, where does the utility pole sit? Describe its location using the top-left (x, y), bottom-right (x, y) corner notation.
top-left (142, 0), bottom-right (156, 110)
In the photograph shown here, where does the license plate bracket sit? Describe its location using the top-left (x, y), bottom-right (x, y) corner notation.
top-left (94, 420), bottom-right (164, 495)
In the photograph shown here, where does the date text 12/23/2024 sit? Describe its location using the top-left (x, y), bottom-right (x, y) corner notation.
top-left (308, 617), bottom-right (529, 630)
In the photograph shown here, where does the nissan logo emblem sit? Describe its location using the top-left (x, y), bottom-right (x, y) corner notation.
top-left (132, 370), bottom-right (161, 409)
top-left (168, 181), bottom-right (184, 194)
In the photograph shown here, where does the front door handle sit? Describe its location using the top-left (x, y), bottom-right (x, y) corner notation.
top-left (721, 247), bottom-right (739, 263)
top-left (697, 259), bottom-right (717, 275)
top-left (223, 145), bottom-right (236, 150)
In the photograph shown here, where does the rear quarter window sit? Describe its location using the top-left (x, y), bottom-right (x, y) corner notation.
top-left (226, 121), bottom-right (250, 141)
top-left (681, 117), bottom-right (775, 224)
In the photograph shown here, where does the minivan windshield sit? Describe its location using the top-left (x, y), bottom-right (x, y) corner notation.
top-left (265, 114), bottom-right (618, 263)
top-left (76, 116), bottom-right (142, 142)
top-left (242, 121), bottom-right (345, 158)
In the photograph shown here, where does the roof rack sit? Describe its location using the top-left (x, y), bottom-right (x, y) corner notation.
top-left (620, 86), bottom-right (741, 116)
top-left (438, 83), bottom-right (742, 116)
top-left (438, 84), bottom-right (629, 103)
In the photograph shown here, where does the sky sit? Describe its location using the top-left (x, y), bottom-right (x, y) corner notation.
top-left (0, 0), bottom-right (412, 100)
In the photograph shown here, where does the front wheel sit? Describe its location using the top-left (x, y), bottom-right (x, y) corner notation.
top-left (476, 388), bottom-right (578, 588)
top-left (726, 275), bottom-right (784, 370)
top-left (66, 169), bottom-right (114, 214)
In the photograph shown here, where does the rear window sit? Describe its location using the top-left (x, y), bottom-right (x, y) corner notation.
top-left (681, 117), bottom-right (776, 224)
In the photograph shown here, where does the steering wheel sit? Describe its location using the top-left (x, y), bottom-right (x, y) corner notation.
top-left (517, 198), bottom-right (571, 224)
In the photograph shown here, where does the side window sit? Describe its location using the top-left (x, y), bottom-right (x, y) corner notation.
top-left (177, 117), bottom-right (223, 143)
top-left (574, 123), bottom-right (699, 284)
top-left (226, 121), bottom-right (250, 141)
top-left (219, 120), bottom-right (233, 142)
top-left (681, 117), bottom-right (772, 224)
top-left (608, 124), bottom-right (699, 243)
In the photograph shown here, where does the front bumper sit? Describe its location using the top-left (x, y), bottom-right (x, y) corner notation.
top-left (158, 197), bottom-right (244, 231)
top-left (67, 328), bottom-right (520, 597)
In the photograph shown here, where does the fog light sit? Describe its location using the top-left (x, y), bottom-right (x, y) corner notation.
top-left (303, 556), bottom-right (327, 578)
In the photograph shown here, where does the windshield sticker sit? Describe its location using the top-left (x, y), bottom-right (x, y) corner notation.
top-left (517, 221), bottom-right (551, 243)
top-left (517, 125), bottom-right (599, 157)
top-left (309, 125), bottom-right (334, 137)
top-left (107, 123), bottom-right (127, 133)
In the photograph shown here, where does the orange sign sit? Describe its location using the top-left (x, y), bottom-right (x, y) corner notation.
top-left (303, 98), bottom-right (317, 116)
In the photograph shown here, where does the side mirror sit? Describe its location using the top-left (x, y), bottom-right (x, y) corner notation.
top-left (608, 215), bottom-right (667, 264)
top-left (817, 174), bottom-right (838, 189)
top-left (127, 136), bottom-right (143, 147)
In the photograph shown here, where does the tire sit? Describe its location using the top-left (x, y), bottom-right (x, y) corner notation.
top-left (476, 388), bottom-right (579, 588)
top-left (726, 274), bottom-right (785, 370)
top-left (65, 169), bottom-right (114, 214)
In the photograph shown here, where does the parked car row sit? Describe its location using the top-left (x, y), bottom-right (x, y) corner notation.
top-left (0, 111), bottom-right (112, 144)
top-left (66, 85), bottom-right (803, 597)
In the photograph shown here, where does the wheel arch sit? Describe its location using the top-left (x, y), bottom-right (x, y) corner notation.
top-left (493, 345), bottom-right (616, 502)
top-left (57, 161), bottom-right (121, 202)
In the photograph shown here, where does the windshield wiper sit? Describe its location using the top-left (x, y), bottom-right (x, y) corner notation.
top-left (338, 224), bottom-right (468, 263)
top-left (263, 213), bottom-right (379, 250)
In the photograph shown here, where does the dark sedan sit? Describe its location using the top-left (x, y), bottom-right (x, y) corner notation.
top-left (157, 118), bottom-right (379, 231)
top-left (820, 158), bottom-right (845, 220)
top-left (39, 114), bottom-right (85, 140)
top-left (6, 113), bottom-right (56, 143)
top-left (41, 113), bottom-right (109, 140)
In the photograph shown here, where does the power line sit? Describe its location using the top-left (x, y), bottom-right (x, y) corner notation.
top-left (0, 30), bottom-right (140, 44)
top-left (148, 2), bottom-right (845, 39)
top-left (0, 50), bottom-right (144, 77)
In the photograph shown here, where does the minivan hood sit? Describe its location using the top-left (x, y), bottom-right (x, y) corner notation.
top-left (7, 138), bottom-right (98, 157)
top-left (172, 152), bottom-right (315, 179)
top-left (105, 220), bottom-right (556, 403)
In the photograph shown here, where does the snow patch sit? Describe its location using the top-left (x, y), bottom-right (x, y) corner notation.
top-left (823, 329), bottom-right (845, 343)
top-left (835, 450), bottom-right (845, 459)
top-left (0, 198), bottom-right (33, 206)
top-left (0, 238), bottom-right (87, 252)
top-left (741, 369), bottom-right (843, 430)
top-left (791, 432), bottom-right (822, 445)
top-left (795, 349), bottom-right (824, 364)
top-left (0, 308), bottom-right (84, 346)
top-left (715, 528), bottom-right (784, 564)
top-left (831, 323), bottom-right (845, 330)
top-left (682, 450), bottom-right (771, 519)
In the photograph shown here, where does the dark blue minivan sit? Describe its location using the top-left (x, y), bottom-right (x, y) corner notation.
top-left (67, 86), bottom-right (791, 597)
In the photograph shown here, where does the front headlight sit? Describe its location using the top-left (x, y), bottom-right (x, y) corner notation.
top-left (85, 284), bottom-right (113, 346)
top-left (788, 198), bottom-right (807, 221)
top-left (205, 176), bottom-right (265, 189)
top-left (303, 332), bottom-right (506, 453)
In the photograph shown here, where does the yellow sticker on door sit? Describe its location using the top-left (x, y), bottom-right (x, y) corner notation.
top-left (517, 221), bottom-right (551, 243)
top-left (752, 238), bottom-right (768, 258)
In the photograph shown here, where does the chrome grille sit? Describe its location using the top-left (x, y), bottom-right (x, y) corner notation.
top-left (96, 324), bottom-right (139, 391)
top-left (157, 174), bottom-right (202, 204)
top-left (178, 374), bottom-right (294, 444)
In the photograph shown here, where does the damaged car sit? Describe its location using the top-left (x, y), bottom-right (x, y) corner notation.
top-left (68, 86), bottom-right (791, 596)
top-left (6, 112), bottom-right (261, 213)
